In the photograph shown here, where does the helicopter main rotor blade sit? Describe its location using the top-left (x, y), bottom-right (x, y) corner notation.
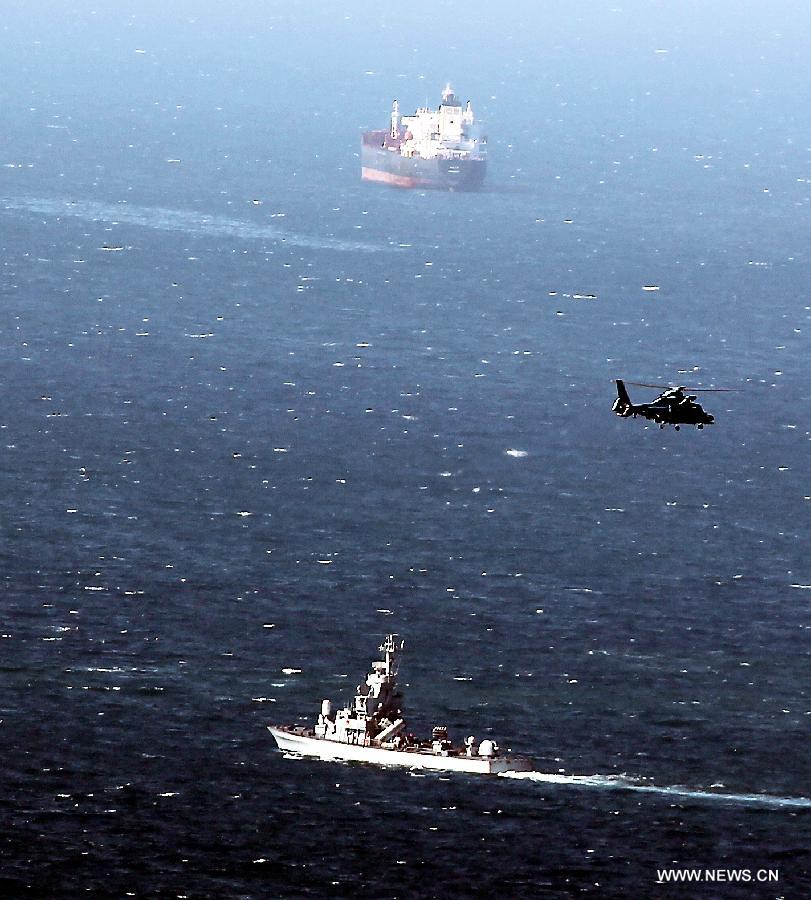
top-left (623, 381), bottom-right (738, 392)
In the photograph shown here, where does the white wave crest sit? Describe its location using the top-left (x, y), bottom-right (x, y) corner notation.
top-left (499, 770), bottom-right (811, 809)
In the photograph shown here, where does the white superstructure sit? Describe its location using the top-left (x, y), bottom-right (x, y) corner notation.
top-left (397, 85), bottom-right (482, 161)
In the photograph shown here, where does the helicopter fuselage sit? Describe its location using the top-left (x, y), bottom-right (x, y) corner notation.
top-left (613, 380), bottom-right (714, 429)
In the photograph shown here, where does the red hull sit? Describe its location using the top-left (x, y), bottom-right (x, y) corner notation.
top-left (361, 167), bottom-right (425, 189)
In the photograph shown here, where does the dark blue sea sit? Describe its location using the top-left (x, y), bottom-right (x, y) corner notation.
top-left (2, 2), bottom-right (809, 897)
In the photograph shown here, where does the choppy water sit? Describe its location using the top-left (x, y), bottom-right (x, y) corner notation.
top-left (3, 2), bottom-right (810, 897)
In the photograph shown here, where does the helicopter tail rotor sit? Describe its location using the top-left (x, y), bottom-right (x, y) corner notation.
top-left (612, 379), bottom-right (633, 417)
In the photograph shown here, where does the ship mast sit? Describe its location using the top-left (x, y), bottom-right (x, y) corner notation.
top-left (390, 100), bottom-right (400, 139)
top-left (379, 633), bottom-right (402, 677)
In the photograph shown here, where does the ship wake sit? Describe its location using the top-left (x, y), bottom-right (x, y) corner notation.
top-left (2, 196), bottom-right (398, 253)
top-left (499, 771), bottom-right (811, 810)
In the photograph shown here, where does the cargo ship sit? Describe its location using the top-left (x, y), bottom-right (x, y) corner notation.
top-left (361, 85), bottom-right (487, 191)
top-left (269, 634), bottom-right (532, 775)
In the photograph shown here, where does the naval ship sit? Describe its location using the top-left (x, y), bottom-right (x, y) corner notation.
top-left (361, 85), bottom-right (487, 191)
top-left (268, 634), bottom-right (532, 775)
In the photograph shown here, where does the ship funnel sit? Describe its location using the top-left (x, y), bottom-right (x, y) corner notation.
top-left (321, 699), bottom-right (332, 718)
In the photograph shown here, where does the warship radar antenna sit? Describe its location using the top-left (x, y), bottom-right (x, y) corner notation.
top-left (379, 634), bottom-right (403, 676)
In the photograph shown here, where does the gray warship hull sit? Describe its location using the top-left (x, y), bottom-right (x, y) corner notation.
top-left (269, 726), bottom-right (532, 775)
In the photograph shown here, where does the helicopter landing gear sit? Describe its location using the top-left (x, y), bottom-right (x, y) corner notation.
top-left (674, 425), bottom-right (680, 431)
top-left (697, 424), bottom-right (704, 430)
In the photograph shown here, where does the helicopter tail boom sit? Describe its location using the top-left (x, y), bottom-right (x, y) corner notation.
top-left (612, 379), bottom-right (634, 417)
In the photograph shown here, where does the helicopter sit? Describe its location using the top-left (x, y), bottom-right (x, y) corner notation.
top-left (612, 380), bottom-right (730, 430)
